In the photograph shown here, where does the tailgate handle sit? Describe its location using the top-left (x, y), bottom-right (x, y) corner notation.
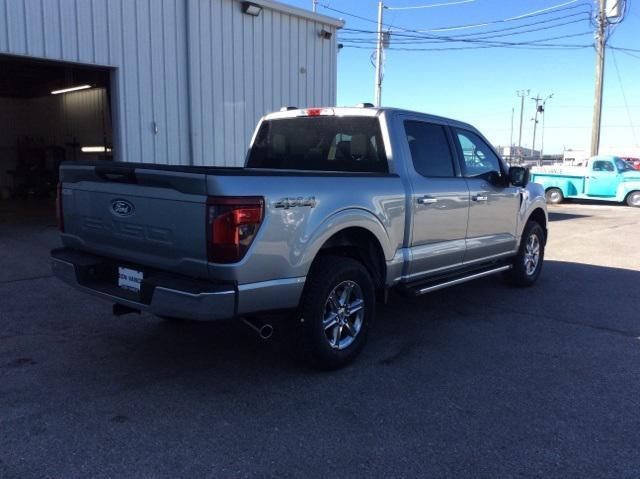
top-left (95, 166), bottom-right (137, 183)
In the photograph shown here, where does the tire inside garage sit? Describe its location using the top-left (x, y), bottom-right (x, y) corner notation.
top-left (0, 55), bottom-right (113, 281)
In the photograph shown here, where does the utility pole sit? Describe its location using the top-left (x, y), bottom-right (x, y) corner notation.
top-left (540, 94), bottom-right (553, 158)
top-left (531, 93), bottom-right (553, 165)
top-left (510, 107), bottom-right (514, 148)
top-left (541, 108), bottom-right (546, 159)
top-left (374, 1), bottom-right (384, 107)
top-left (312, 0), bottom-right (318, 13)
top-left (516, 90), bottom-right (530, 157)
top-left (590, 0), bottom-right (607, 156)
top-left (531, 95), bottom-right (542, 165)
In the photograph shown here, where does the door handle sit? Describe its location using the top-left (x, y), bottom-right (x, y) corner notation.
top-left (417, 196), bottom-right (438, 205)
top-left (472, 195), bottom-right (488, 202)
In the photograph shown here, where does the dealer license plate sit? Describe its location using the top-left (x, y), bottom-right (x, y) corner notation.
top-left (118, 267), bottom-right (143, 293)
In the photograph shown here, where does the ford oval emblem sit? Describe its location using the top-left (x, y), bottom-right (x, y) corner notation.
top-left (111, 199), bottom-right (135, 217)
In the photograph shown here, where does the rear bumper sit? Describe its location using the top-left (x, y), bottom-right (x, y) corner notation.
top-left (50, 248), bottom-right (236, 321)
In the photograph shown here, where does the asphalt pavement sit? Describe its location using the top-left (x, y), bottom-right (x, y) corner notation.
top-left (1, 200), bottom-right (639, 478)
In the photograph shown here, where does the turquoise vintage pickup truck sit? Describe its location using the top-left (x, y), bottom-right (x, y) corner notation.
top-left (530, 155), bottom-right (640, 207)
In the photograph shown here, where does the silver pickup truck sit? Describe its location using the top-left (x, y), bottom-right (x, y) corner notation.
top-left (51, 106), bottom-right (548, 368)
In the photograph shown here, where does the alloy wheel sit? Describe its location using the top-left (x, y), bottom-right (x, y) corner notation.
top-left (322, 280), bottom-right (365, 350)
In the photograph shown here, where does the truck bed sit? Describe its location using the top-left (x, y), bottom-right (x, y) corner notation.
top-left (58, 160), bottom-right (405, 284)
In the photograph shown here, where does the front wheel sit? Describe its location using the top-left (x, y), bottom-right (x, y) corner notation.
top-left (290, 256), bottom-right (375, 369)
top-left (545, 188), bottom-right (564, 205)
top-left (626, 191), bottom-right (640, 207)
top-left (504, 221), bottom-right (545, 287)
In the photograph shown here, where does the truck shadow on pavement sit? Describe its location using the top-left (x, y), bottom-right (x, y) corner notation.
top-left (95, 259), bottom-right (640, 377)
top-left (547, 211), bottom-right (591, 222)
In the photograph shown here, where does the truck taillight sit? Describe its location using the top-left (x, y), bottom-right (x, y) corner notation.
top-left (304, 108), bottom-right (334, 116)
top-left (206, 197), bottom-right (264, 263)
top-left (56, 182), bottom-right (64, 232)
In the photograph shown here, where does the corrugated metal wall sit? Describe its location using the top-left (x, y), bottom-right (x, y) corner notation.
top-left (187, 0), bottom-right (338, 166)
top-left (0, 0), bottom-right (339, 167)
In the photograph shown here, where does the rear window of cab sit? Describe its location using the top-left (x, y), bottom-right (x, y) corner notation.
top-left (247, 116), bottom-right (388, 173)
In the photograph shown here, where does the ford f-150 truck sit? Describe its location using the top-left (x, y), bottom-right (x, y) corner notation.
top-left (531, 155), bottom-right (640, 206)
top-left (51, 106), bottom-right (548, 368)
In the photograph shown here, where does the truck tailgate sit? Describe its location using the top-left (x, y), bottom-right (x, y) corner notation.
top-left (59, 162), bottom-right (210, 279)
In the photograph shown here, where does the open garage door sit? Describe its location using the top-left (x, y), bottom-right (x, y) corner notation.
top-left (0, 55), bottom-right (113, 207)
top-left (0, 56), bottom-right (114, 282)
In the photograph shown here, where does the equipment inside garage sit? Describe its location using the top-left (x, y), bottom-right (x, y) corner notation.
top-left (0, 55), bottom-right (112, 203)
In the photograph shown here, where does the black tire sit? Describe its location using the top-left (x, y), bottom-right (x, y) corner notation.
top-left (504, 221), bottom-right (545, 287)
top-left (626, 191), bottom-right (640, 207)
top-left (545, 188), bottom-right (564, 205)
top-left (290, 255), bottom-right (376, 370)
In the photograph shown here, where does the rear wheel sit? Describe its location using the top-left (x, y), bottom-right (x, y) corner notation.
top-left (545, 188), bottom-right (564, 205)
top-left (504, 221), bottom-right (545, 287)
top-left (626, 191), bottom-right (640, 207)
top-left (290, 256), bottom-right (375, 369)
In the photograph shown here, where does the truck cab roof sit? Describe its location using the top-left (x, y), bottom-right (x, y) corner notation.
top-left (264, 106), bottom-right (477, 132)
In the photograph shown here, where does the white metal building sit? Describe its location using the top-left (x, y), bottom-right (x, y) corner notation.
top-left (0, 0), bottom-right (341, 197)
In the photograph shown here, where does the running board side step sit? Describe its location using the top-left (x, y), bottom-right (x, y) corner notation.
top-left (404, 264), bottom-right (512, 296)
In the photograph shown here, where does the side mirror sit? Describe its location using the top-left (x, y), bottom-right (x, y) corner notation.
top-left (508, 166), bottom-right (529, 187)
top-left (483, 170), bottom-right (503, 186)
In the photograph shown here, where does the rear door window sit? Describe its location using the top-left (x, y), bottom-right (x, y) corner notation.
top-left (404, 121), bottom-right (455, 177)
top-left (247, 116), bottom-right (388, 173)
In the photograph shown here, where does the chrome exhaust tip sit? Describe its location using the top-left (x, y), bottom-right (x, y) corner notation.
top-left (241, 317), bottom-right (273, 340)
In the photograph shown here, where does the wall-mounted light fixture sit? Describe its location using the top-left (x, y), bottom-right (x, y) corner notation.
top-left (242, 2), bottom-right (262, 16)
top-left (319, 29), bottom-right (332, 40)
top-left (81, 146), bottom-right (112, 153)
top-left (51, 84), bottom-right (91, 95)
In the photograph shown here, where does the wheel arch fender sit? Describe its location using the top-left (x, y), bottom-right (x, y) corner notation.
top-left (299, 209), bottom-right (394, 285)
top-left (617, 182), bottom-right (640, 202)
top-left (517, 187), bottom-right (548, 242)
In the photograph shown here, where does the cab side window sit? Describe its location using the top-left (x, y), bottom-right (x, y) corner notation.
top-left (592, 160), bottom-right (614, 172)
top-left (454, 128), bottom-right (503, 178)
top-left (404, 121), bottom-right (455, 178)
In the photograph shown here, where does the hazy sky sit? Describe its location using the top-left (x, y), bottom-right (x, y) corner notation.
top-left (285, 0), bottom-right (640, 155)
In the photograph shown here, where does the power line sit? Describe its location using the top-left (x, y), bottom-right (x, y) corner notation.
top-left (609, 45), bottom-right (640, 53)
top-left (385, 0), bottom-right (475, 11)
top-left (341, 42), bottom-right (592, 51)
top-left (340, 31), bottom-right (595, 50)
top-left (321, 2), bottom-right (592, 33)
top-left (507, 0), bottom-right (583, 21)
top-left (610, 49), bottom-right (639, 147)
top-left (339, 10), bottom-right (592, 40)
top-left (340, 17), bottom-right (592, 44)
top-left (613, 49), bottom-right (640, 60)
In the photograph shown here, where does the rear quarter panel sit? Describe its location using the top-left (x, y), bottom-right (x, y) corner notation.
top-left (205, 174), bottom-right (406, 284)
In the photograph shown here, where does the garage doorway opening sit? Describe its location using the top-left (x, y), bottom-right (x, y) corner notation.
top-left (0, 55), bottom-right (113, 219)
